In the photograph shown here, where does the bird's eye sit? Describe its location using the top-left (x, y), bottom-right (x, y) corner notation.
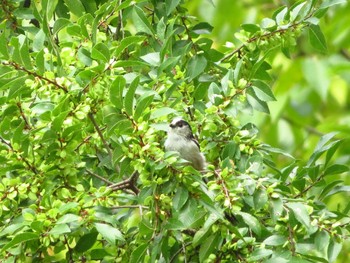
top-left (178, 123), bottom-right (183, 128)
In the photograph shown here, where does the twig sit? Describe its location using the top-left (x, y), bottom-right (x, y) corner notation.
top-left (110, 205), bottom-right (149, 210)
top-left (74, 135), bottom-right (92, 151)
top-left (115, 0), bottom-right (125, 40)
top-left (170, 242), bottom-right (192, 263)
top-left (214, 169), bottom-right (233, 210)
top-left (0, 136), bottom-right (12, 149)
top-left (109, 172), bottom-right (140, 194)
top-left (287, 223), bottom-right (296, 256)
top-left (88, 112), bottom-right (113, 159)
top-left (2, 61), bottom-right (68, 93)
top-left (294, 172), bottom-right (324, 198)
top-left (220, 21), bottom-right (308, 63)
top-left (0, 136), bottom-right (38, 174)
top-left (16, 102), bottom-right (31, 130)
top-left (86, 169), bottom-right (114, 185)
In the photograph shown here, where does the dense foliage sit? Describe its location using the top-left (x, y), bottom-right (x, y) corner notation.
top-left (0, 0), bottom-right (349, 262)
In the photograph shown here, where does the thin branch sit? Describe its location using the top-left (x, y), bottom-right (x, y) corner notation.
top-left (109, 171), bottom-right (140, 195)
top-left (2, 61), bottom-right (68, 93)
top-left (0, 136), bottom-right (12, 149)
top-left (0, 136), bottom-right (38, 174)
top-left (86, 169), bottom-right (114, 185)
top-left (81, 58), bottom-right (116, 93)
top-left (115, 0), bottom-right (125, 40)
top-left (88, 112), bottom-right (113, 159)
top-left (110, 205), bottom-right (149, 210)
top-left (170, 242), bottom-right (192, 263)
top-left (86, 170), bottom-right (139, 194)
top-left (294, 172), bottom-right (324, 198)
top-left (288, 223), bottom-right (296, 256)
top-left (74, 135), bottom-right (92, 151)
top-left (16, 102), bottom-right (31, 130)
top-left (219, 21), bottom-right (308, 63)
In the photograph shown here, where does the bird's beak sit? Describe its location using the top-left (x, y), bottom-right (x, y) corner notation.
top-left (169, 123), bottom-right (175, 128)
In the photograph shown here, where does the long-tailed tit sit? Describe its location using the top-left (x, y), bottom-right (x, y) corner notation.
top-left (165, 117), bottom-right (206, 171)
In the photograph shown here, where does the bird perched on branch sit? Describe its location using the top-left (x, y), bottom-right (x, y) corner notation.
top-left (165, 117), bottom-right (206, 171)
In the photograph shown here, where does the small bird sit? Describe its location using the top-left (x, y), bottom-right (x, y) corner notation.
top-left (164, 117), bottom-right (206, 171)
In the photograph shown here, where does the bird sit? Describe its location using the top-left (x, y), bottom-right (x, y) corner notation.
top-left (164, 117), bottom-right (206, 171)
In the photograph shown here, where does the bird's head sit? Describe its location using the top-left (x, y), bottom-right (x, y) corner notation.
top-left (168, 117), bottom-right (193, 138)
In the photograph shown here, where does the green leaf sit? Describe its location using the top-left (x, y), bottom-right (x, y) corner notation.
top-left (247, 88), bottom-right (270, 113)
top-left (241, 23), bottom-right (260, 33)
top-left (0, 30), bottom-right (9, 59)
top-left (134, 93), bottom-right (154, 121)
top-left (20, 40), bottom-right (32, 70)
top-left (36, 50), bottom-right (45, 74)
top-left (140, 52), bottom-right (160, 66)
top-left (33, 29), bottom-right (46, 51)
top-left (193, 214), bottom-right (219, 247)
top-left (248, 248), bottom-right (273, 261)
top-left (173, 187), bottom-right (189, 210)
top-left (91, 43), bottom-right (110, 62)
top-left (308, 24), bottom-right (327, 53)
top-left (49, 223), bottom-right (71, 235)
top-left (52, 111), bottom-right (70, 132)
top-left (199, 232), bottom-right (220, 262)
top-left (324, 164), bottom-right (349, 176)
top-left (150, 107), bottom-right (176, 120)
top-left (132, 6), bottom-right (154, 35)
top-left (261, 18), bottom-right (276, 29)
top-left (251, 80), bottom-right (276, 102)
top-left (324, 185), bottom-right (350, 199)
top-left (307, 132), bottom-right (339, 167)
top-left (95, 223), bottom-right (125, 244)
top-left (290, 2), bottom-right (307, 21)
top-left (124, 76), bottom-right (140, 116)
top-left (130, 243), bottom-right (148, 262)
top-left (236, 211), bottom-right (261, 236)
top-left (56, 213), bottom-right (80, 224)
top-left (315, 230), bottom-right (330, 252)
top-left (1, 232), bottom-right (39, 252)
top-left (165, 0), bottom-right (181, 15)
top-left (263, 235), bottom-right (287, 246)
top-left (187, 54), bottom-right (207, 80)
top-left (53, 18), bottom-right (71, 34)
top-left (114, 36), bottom-right (145, 58)
top-left (286, 202), bottom-right (310, 229)
top-left (320, 0), bottom-right (347, 9)
top-left (253, 189), bottom-right (268, 210)
top-left (63, 0), bottom-right (85, 17)
top-left (75, 231), bottom-right (98, 253)
top-left (328, 239), bottom-right (342, 262)
top-left (275, 7), bottom-right (288, 26)
top-left (191, 22), bottom-right (213, 35)
top-left (110, 76), bottom-right (126, 109)
top-left (157, 17), bottom-right (166, 42)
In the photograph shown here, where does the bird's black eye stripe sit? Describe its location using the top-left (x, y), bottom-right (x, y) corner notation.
top-left (175, 120), bottom-right (189, 128)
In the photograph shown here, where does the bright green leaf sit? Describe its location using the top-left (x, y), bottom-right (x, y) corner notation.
top-left (110, 76), bottom-right (126, 109)
top-left (132, 6), bottom-right (154, 35)
top-left (308, 24), bottom-right (327, 53)
top-left (236, 211), bottom-right (261, 236)
top-left (286, 202), bottom-right (310, 229)
top-left (95, 223), bottom-right (125, 244)
top-left (124, 76), bottom-right (140, 116)
top-left (91, 43), bottom-right (110, 62)
top-left (1, 232), bottom-right (39, 252)
top-left (187, 54), bottom-right (207, 80)
top-left (75, 231), bottom-right (98, 253)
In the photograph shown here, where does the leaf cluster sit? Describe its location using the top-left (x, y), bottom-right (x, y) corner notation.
top-left (0, 0), bottom-right (349, 262)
